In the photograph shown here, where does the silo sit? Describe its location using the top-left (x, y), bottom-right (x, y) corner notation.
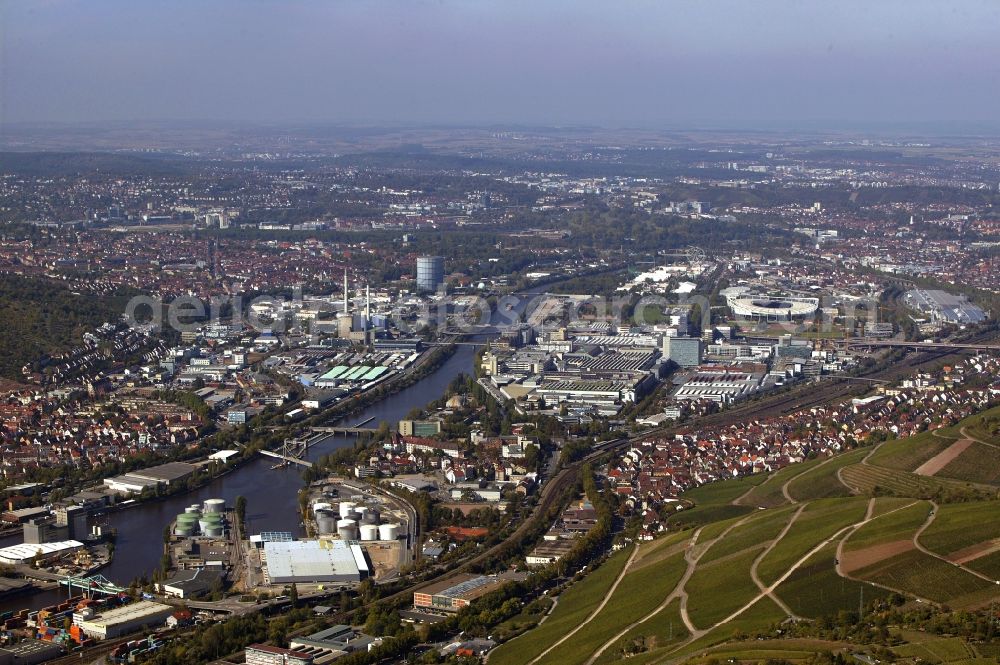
top-left (174, 523), bottom-right (194, 537)
top-left (199, 513), bottom-right (223, 534)
top-left (204, 524), bottom-right (224, 537)
top-left (378, 523), bottom-right (400, 541)
top-left (313, 502), bottom-right (332, 516)
top-left (184, 506), bottom-right (202, 515)
top-left (360, 524), bottom-right (379, 541)
top-left (176, 514), bottom-right (199, 535)
top-left (316, 510), bottom-right (338, 535)
top-left (336, 519), bottom-right (358, 541)
top-left (203, 498), bottom-right (226, 513)
top-left (339, 502), bottom-right (357, 518)
top-left (361, 509), bottom-right (380, 525)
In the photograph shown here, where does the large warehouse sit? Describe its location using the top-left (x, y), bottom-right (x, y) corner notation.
top-left (0, 540), bottom-right (83, 565)
top-left (104, 461), bottom-right (197, 494)
top-left (74, 601), bottom-right (174, 640)
top-left (263, 539), bottom-right (369, 585)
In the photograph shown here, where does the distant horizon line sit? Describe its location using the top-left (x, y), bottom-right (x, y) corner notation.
top-left (4, 119), bottom-right (1000, 141)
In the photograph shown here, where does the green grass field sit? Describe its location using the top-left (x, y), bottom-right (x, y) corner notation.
top-left (667, 503), bottom-right (753, 528)
top-left (965, 550), bottom-right (1000, 579)
top-left (756, 497), bottom-right (868, 586)
top-left (666, 475), bottom-right (767, 528)
top-left (487, 548), bottom-right (633, 665)
top-left (684, 639), bottom-right (853, 665)
top-left (869, 496), bottom-right (916, 517)
top-left (844, 499), bottom-right (927, 551)
top-left (698, 505), bottom-right (796, 565)
top-left (853, 549), bottom-right (992, 604)
top-left (775, 541), bottom-right (890, 618)
top-left (685, 548), bottom-right (764, 630)
top-left (936, 441), bottom-right (1000, 486)
top-left (736, 457), bottom-right (826, 508)
top-left (954, 405), bottom-right (1000, 444)
top-left (681, 473), bottom-right (770, 506)
top-left (919, 500), bottom-right (1000, 556)
top-left (593, 598), bottom-right (688, 665)
top-left (866, 430), bottom-right (956, 471)
top-left (675, 597), bottom-right (788, 658)
top-left (894, 632), bottom-right (976, 663)
top-left (839, 463), bottom-right (956, 498)
top-left (535, 549), bottom-right (690, 665)
top-left (785, 449), bottom-right (866, 501)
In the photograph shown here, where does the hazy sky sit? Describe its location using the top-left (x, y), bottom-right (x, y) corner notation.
top-left (3, 0), bottom-right (1000, 131)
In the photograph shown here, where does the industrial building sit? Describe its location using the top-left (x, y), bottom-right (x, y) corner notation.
top-left (262, 539), bottom-right (370, 585)
top-left (0, 639), bottom-right (64, 665)
top-left (158, 567), bottom-right (227, 599)
top-left (245, 644), bottom-right (314, 665)
top-left (412, 574), bottom-right (513, 613)
top-left (902, 289), bottom-right (986, 325)
top-left (74, 601), bottom-right (174, 640)
top-left (416, 256), bottom-right (445, 292)
top-left (0, 540), bottom-right (83, 565)
top-left (289, 625), bottom-right (378, 661)
top-left (671, 366), bottom-right (768, 404)
top-left (103, 462), bottom-right (197, 494)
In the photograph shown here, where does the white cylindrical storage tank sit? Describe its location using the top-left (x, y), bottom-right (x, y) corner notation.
top-left (337, 518), bottom-right (358, 541)
top-left (339, 502), bottom-right (357, 518)
top-left (378, 523), bottom-right (400, 541)
top-left (313, 502), bottom-right (332, 515)
top-left (185, 506), bottom-right (201, 515)
top-left (360, 524), bottom-right (379, 541)
top-left (203, 498), bottom-right (226, 513)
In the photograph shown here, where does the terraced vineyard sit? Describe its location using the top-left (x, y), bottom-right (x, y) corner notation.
top-left (496, 406), bottom-right (1000, 664)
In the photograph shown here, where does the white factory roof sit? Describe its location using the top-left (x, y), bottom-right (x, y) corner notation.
top-left (0, 540), bottom-right (83, 563)
top-left (208, 450), bottom-right (240, 461)
top-left (81, 600), bottom-right (173, 626)
top-left (264, 539), bottom-right (363, 580)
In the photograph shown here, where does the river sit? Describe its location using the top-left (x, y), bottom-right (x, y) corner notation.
top-left (0, 344), bottom-right (479, 612)
top-left (0, 279), bottom-right (574, 612)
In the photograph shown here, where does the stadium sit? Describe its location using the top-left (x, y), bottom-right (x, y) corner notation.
top-left (725, 292), bottom-right (819, 321)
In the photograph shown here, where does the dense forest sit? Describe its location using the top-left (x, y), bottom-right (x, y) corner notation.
top-left (0, 274), bottom-right (132, 380)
